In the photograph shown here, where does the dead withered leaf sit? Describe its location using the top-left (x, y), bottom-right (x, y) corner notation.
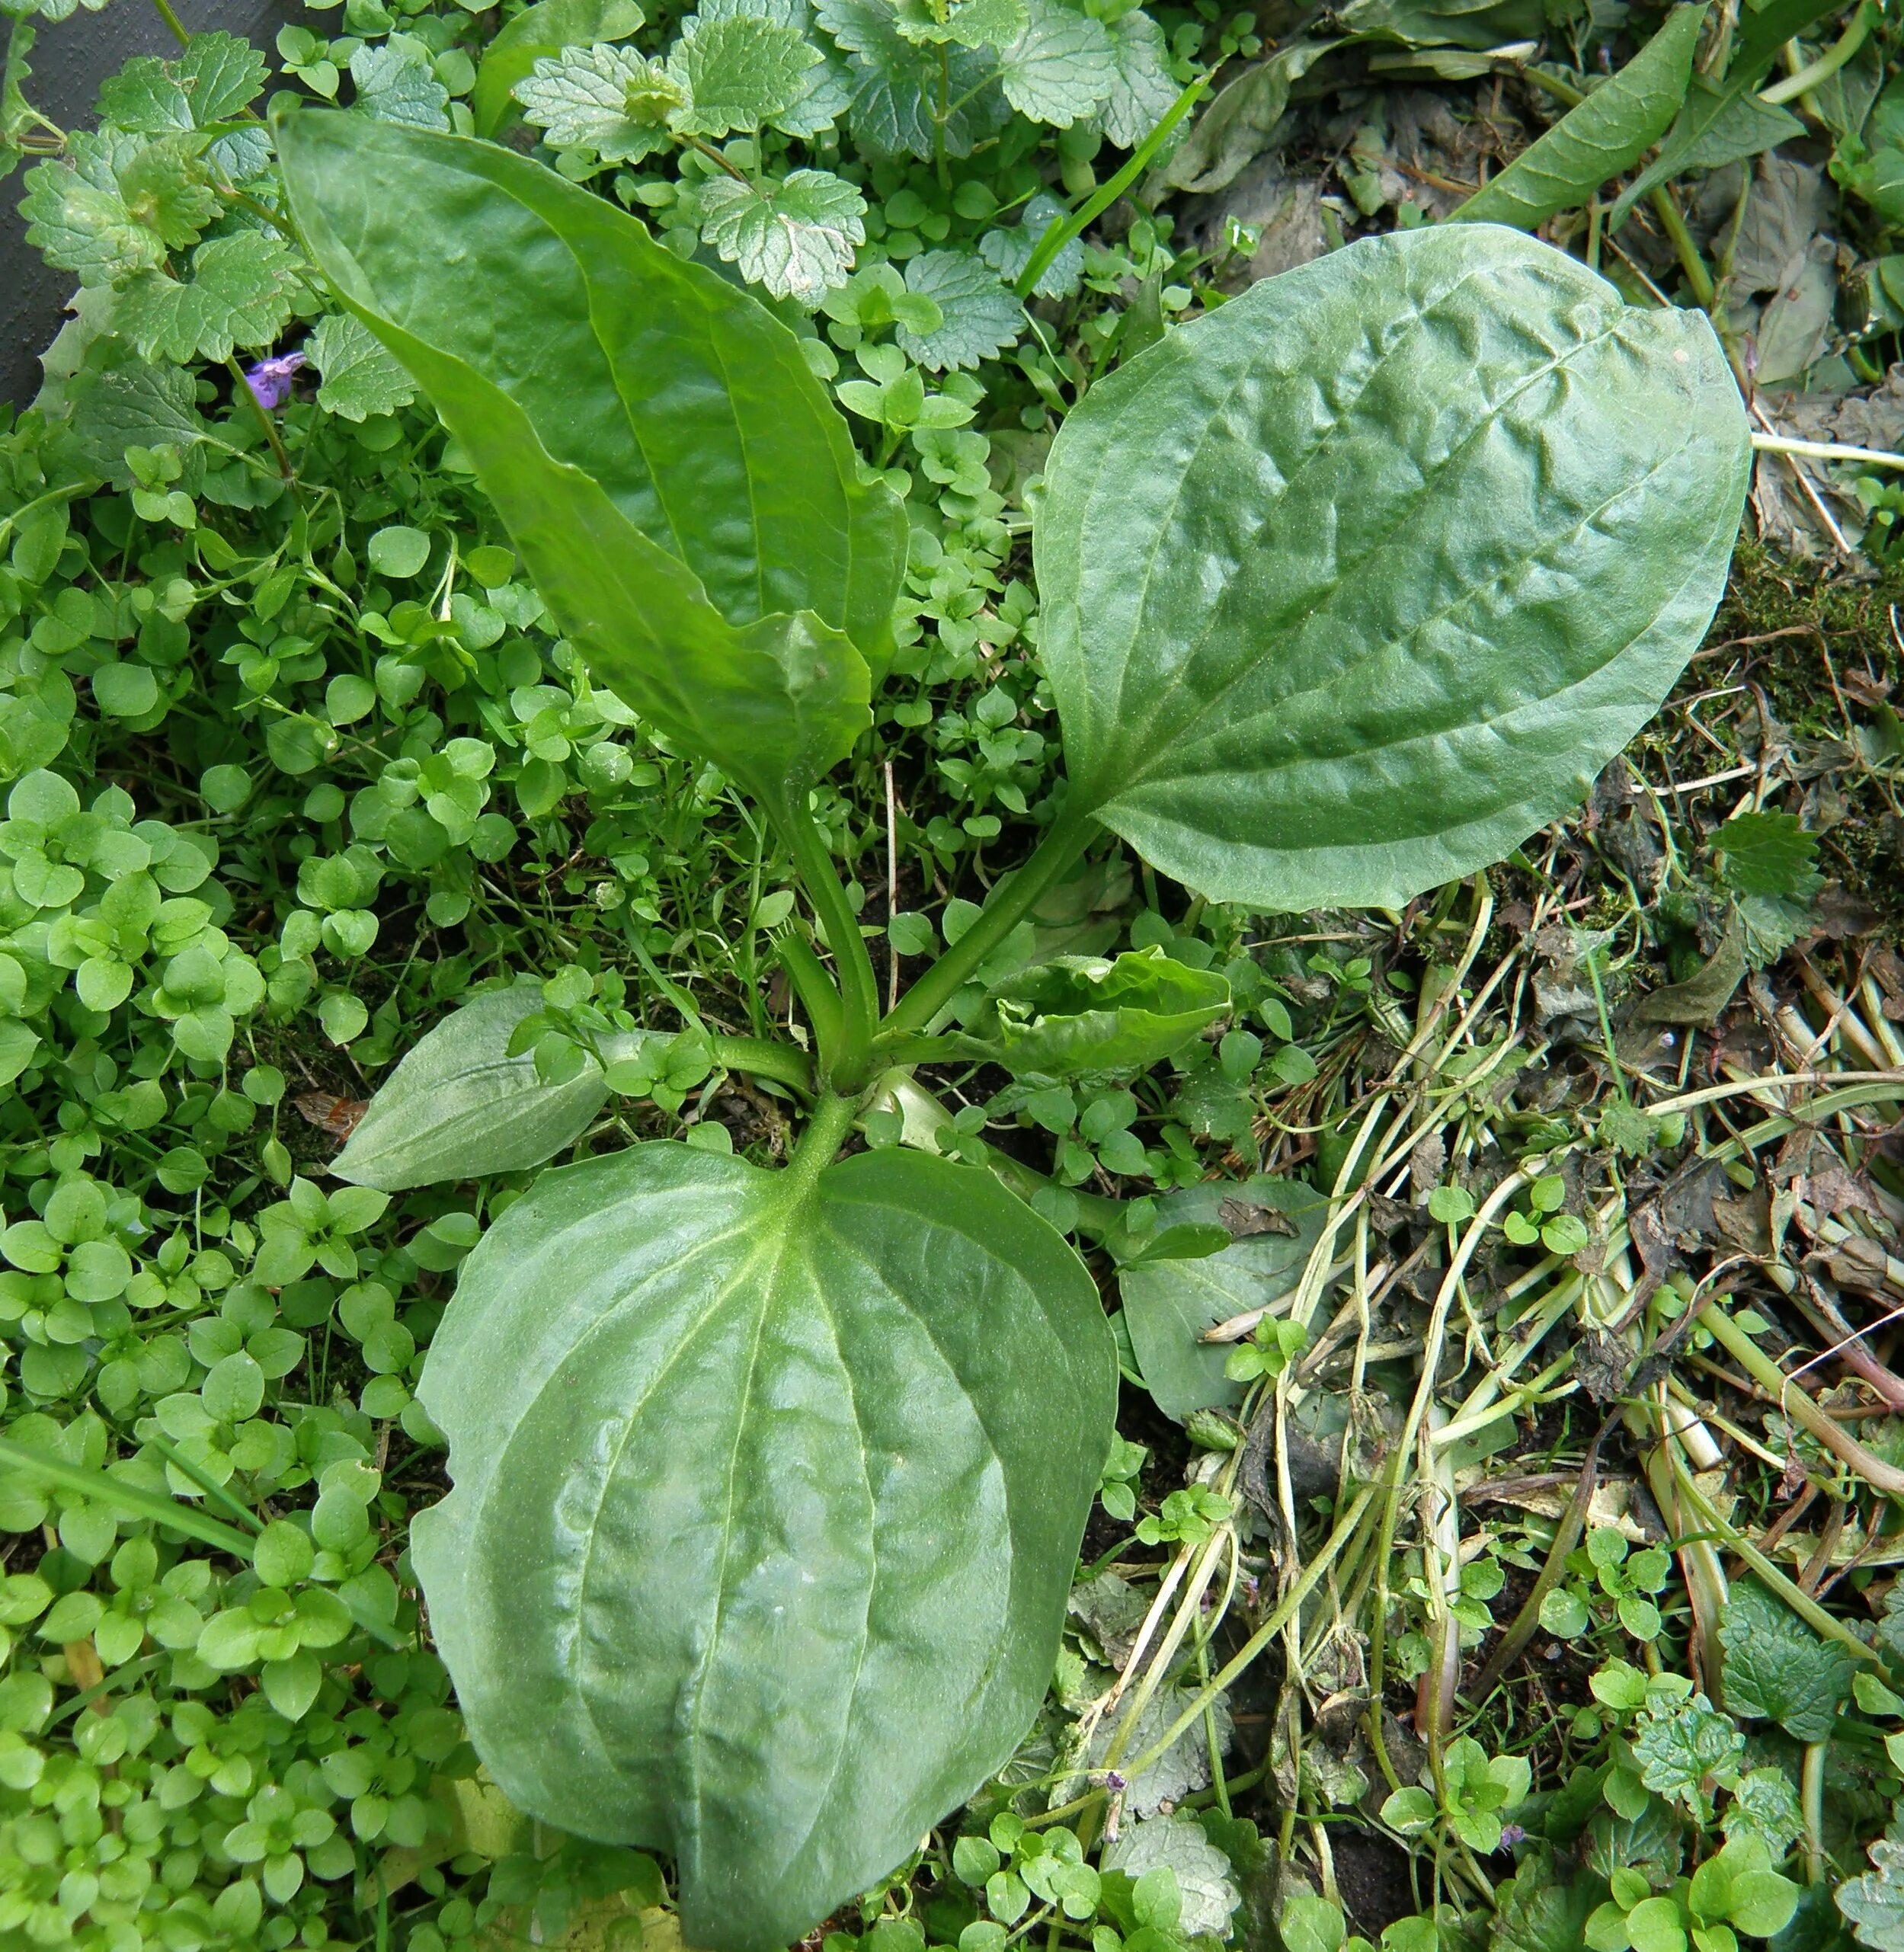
top-left (1712, 1181), bottom-right (1774, 1256)
top-left (296, 1092), bottom-right (367, 1139)
top-left (1811, 1234), bottom-right (1894, 1295)
top-left (1631, 920), bottom-right (1748, 1028)
top-left (1219, 1195), bottom-right (1296, 1237)
top-left (1576, 1327), bottom-right (1633, 1405)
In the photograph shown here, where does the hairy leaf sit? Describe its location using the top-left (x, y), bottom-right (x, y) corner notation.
top-left (307, 312), bottom-right (417, 422)
top-left (1455, 6), bottom-right (1706, 229)
top-left (1035, 226), bottom-right (1749, 912)
top-left (1163, 40), bottom-right (1336, 194)
top-left (412, 1141), bottom-right (1115, 1952)
top-left (696, 166), bottom-right (866, 302)
top-left (21, 133), bottom-right (168, 286)
top-left (1097, 9), bottom-right (1177, 149)
top-left (894, 0), bottom-right (1026, 48)
top-left (820, 0), bottom-right (1000, 158)
top-left (116, 231), bottom-right (299, 365)
top-left (472, 0), bottom-right (646, 136)
top-left (97, 28), bottom-right (270, 177)
top-left (279, 114), bottom-right (904, 816)
top-left (351, 37), bottom-right (453, 131)
top-left (514, 43), bottom-right (679, 160)
top-left (65, 344), bottom-right (207, 491)
top-left (669, 14), bottom-right (821, 134)
top-left (978, 189), bottom-right (1083, 299)
top-left (1719, 1579), bottom-right (1853, 1742)
top-left (1842, 1838), bottom-right (1904, 1950)
top-left (898, 248), bottom-right (1022, 367)
top-left (997, 0), bottom-right (1115, 126)
top-left (1119, 1180), bottom-right (1323, 1419)
top-left (1711, 809), bottom-right (1822, 901)
top-left (1102, 1816), bottom-right (1240, 1938)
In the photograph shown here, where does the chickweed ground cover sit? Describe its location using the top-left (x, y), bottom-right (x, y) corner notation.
top-left (0, 1), bottom-right (1901, 1950)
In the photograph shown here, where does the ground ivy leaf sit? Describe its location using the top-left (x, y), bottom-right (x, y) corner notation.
top-left (1718, 1579), bottom-right (1854, 1742)
top-left (1102, 1815), bottom-right (1241, 1939)
top-left (351, 36), bottom-right (452, 130)
top-left (897, 248), bottom-right (1021, 367)
top-left (1035, 225), bottom-right (1751, 912)
top-left (773, 44), bottom-right (853, 136)
top-left (698, 166), bottom-right (866, 302)
top-left (1720, 1766), bottom-right (1806, 1860)
top-left (308, 311), bottom-right (417, 423)
top-left (472, 0), bottom-right (648, 137)
top-left (1096, 9), bottom-right (1176, 148)
top-left (97, 28), bottom-right (266, 130)
top-left (116, 133), bottom-right (220, 250)
top-left (996, 0), bottom-right (1115, 127)
top-left (976, 188), bottom-right (1081, 298)
top-left (894, 0), bottom-right (1027, 50)
top-left (21, 133), bottom-right (167, 286)
top-left (1086, 1686), bottom-right (1230, 1816)
top-left (514, 42), bottom-right (679, 159)
top-left (65, 343), bottom-right (207, 491)
top-left (1711, 808), bottom-right (1823, 900)
top-left (1633, 1691), bottom-right (1745, 1819)
top-left (116, 230), bottom-right (299, 365)
top-left (668, 14), bottom-right (821, 135)
top-left (410, 1140), bottom-right (1115, 1952)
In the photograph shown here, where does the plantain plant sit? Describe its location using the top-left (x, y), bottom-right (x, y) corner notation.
top-left (275, 107), bottom-right (1751, 1952)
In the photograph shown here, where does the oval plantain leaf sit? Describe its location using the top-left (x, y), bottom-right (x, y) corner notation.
top-left (412, 1141), bottom-right (1115, 1952)
top-left (331, 985), bottom-right (653, 1191)
top-left (1454, 5), bottom-right (1706, 229)
top-left (276, 112), bottom-right (903, 820)
top-left (1035, 225), bottom-right (1750, 912)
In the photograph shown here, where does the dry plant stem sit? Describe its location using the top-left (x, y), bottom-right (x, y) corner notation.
top-left (1416, 1405), bottom-right (1463, 1751)
top-left (1700, 1298), bottom-right (1904, 1498)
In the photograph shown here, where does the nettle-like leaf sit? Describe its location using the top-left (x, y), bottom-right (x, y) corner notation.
top-left (978, 188), bottom-right (1082, 299)
top-left (894, 0), bottom-right (1027, 49)
top-left (1717, 1579), bottom-right (1854, 1742)
top-left (306, 312), bottom-right (416, 422)
top-left (117, 133), bottom-right (221, 250)
top-left (472, 0), bottom-right (647, 137)
top-left (21, 133), bottom-right (168, 286)
top-left (1710, 808), bottom-right (1822, 901)
top-left (1097, 10), bottom-right (1177, 149)
top-left (96, 28), bottom-right (271, 178)
top-left (697, 167), bottom-right (866, 302)
top-left (668, 14), bottom-right (821, 134)
top-left (412, 1141), bottom-right (1114, 1952)
top-left (514, 42), bottom-right (680, 160)
top-left (997, 0), bottom-right (1116, 127)
top-left (817, 0), bottom-right (1000, 159)
top-left (351, 37), bottom-right (452, 132)
top-left (280, 114), bottom-right (903, 826)
top-left (1842, 1836), bottom-right (1904, 1950)
top-left (115, 230), bottom-right (300, 366)
top-left (898, 248), bottom-right (1022, 367)
top-left (1035, 226), bottom-right (1751, 912)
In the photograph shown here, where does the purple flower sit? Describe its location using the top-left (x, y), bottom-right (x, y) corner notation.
top-left (1499, 1824), bottom-right (1526, 1848)
top-left (243, 350), bottom-right (306, 411)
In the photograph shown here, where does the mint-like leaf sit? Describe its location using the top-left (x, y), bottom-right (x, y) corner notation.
top-left (894, 0), bottom-right (1026, 50)
top-left (1098, 8), bottom-right (1176, 149)
top-left (1841, 1837), bottom-right (1904, 1950)
top-left (775, 46), bottom-right (853, 136)
top-left (351, 37), bottom-right (452, 131)
top-left (515, 43), bottom-right (679, 159)
top-left (66, 344), bottom-right (208, 491)
top-left (21, 134), bottom-right (167, 286)
top-left (309, 312), bottom-right (416, 423)
top-left (1712, 808), bottom-right (1823, 901)
top-left (978, 188), bottom-right (1082, 298)
top-left (1718, 1579), bottom-right (1853, 1743)
top-left (669, 14), bottom-right (821, 134)
top-left (997, 0), bottom-right (1115, 127)
top-left (117, 133), bottom-right (221, 249)
top-left (1633, 1691), bottom-right (1744, 1822)
top-left (817, 0), bottom-right (1000, 159)
top-left (1720, 1767), bottom-right (1805, 1860)
top-left (116, 229), bottom-right (299, 364)
top-left (1102, 1815), bottom-right (1241, 1941)
top-left (96, 30), bottom-right (270, 179)
top-left (898, 248), bottom-right (1022, 368)
top-left (697, 166), bottom-right (866, 302)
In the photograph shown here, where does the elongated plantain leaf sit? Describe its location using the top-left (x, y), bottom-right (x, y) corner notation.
top-left (1036, 225), bottom-right (1749, 912)
top-left (1454, 5), bottom-right (1705, 229)
top-left (412, 1141), bottom-right (1115, 1952)
top-left (277, 113), bottom-right (903, 818)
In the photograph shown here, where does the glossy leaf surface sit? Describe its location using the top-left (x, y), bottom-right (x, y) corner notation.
top-left (413, 1141), bottom-right (1115, 1952)
top-left (331, 987), bottom-right (648, 1190)
top-left (968, 947), bottom-right (1228, 1079)
top-left (1455, 6), bottom-right (1704, 229)
top-left (1036, 224), bottom-right (1749, 912)
top-left (277, 113), bottom-right (903, 818)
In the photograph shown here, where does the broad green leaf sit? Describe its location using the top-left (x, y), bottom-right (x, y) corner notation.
top-left (331, 986), bottom-right (649, 1190)
top-left (897, 248), bottom-right (1022, 368)
top-left (307, 312), bottom-right (416, 423)
top-left (1455, 6), bottom-right (1705, 229)
top-left (696, 167), bottom-right (866, 302)
top-left (21, 133), bottom-right (168, 286)
top-left (970, 948), bottom-right (1227, 1079)
top-left (411, 1141), bottom-right (1114, 1952)
top-left (997, 0), bottom-right (1115, 126)
top-left (472, 0), bottom-right (646, 136)
top-left (1488, 1857), bottom-right (1605, 1952)
top-left (63, 342), bottom-right (207, 492)
top-left (1711, 810), bottom-right (1822, 900)
top-left (278, 114), bottom-right (904, 817)
top-left (668, 14), bottom-right (822, 134)
top-left (1098, 10), bottom-right (1176, 149)
top-left (1119, 1180), bottom-right (1324, 1419)
top-left (116, 231), bottom-right (299, 365)
top-left (1611, 0), bottom-right (1842, 222)
top-left (1720, 1768), bottom-right (1803, 1861)
top-left (1718, 1579), bottom-right (1853, 1743)
top-left (1336, 0), bottom-right (1541, 52)
top-left (819, 0), bottom-right (1000, 160)
top-left (897, 0), bottom-right (1026, 46)
top-left (514, 43), bottom-right (680, 160)
top-left (1035, 226), bottom-right (1749, 913)
top-left (351, 37), bottom-right (452, 131)
top-left (97, 30), bottom-right (267, 132)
